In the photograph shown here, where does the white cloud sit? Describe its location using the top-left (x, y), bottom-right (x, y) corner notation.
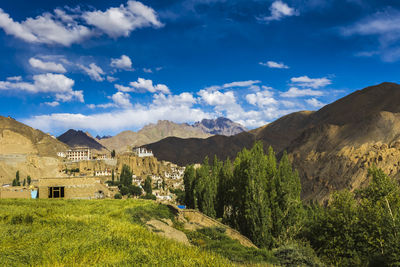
top-left (0, 1), bottom-right (163, 46)
top-left (23, 103), bottom-right (209, 134)
top-left (0, 8), bottom-right (91, 46)
top-left (305, 98), bottom-right (325, 108)
top-left (281, 87), bottom-right (323, 98)
top-left (199, 90), bottom-right (236, 107)
top-left (44, 101), bottom-right (60, 107)
top-left (78, 63), bottom-right (105, 82)
top-left (0, 73), bottom-right (83, 102)
top-left (290, 76), bottom-right (331, 89)
top-left (116, 78), bottom-right (170, 94)
top-left (29, 57), bottom-right (66, 73)
top-left (153, 92), bottom-right (196, 106)
top-left (143, 68), bottom-right (153, 73)
top-left (204, 80), bottom-right (261, 91)
top-left (110, 55), bottom-right (133, 70)
top-left (7, 76), bottom-right (21, 81)
top-left (341, 9), bottom-right (400, 62)
top-left (246, 90), bottom-right (278, 107)
top-left (111, 92), bottom-right (132, 108)
top-left (259, 1), bottom-right (298, 22)
top-left (259, 60), bottom-right (289, 69)
top-left (83, 1), bottom-right (163, 38)
top-left (106, 76), bottom-right (118, 82)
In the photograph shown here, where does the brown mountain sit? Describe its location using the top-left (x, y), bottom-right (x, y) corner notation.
top-left (98, 120), bottom-right (212, 152)
top-left (0, 116), bottom-right (69, 183)
top-left (58, 129), bottom-right (107, 151)
top-left (192, 117), bottom-right (247, 136)
top-left (145, 82), bottom-right (400, 201)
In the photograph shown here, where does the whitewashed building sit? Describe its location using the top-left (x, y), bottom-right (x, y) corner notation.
top-left (66, 147), bottom-right (92, 161)
top-left (133, 147), bottom-right (154, 157)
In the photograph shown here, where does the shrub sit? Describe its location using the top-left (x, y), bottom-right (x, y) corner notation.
top-left (273, 243), bottom-right (323, 267)
top-left (114, 193), bottom-right (122, 199)
top-left (140, 194), bottom-right (156, 200)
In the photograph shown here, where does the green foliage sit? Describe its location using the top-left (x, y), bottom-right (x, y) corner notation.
top-left (186, 227), bottom-right (277, 264)
top-left (12, 170), bottom-right (21, 186)
top-left (119, 185), bottom-right (142, 197)
top-left (119, 164), bottom-right (132, 187)
top-left (140, 194), bottom-right (156, 200)
top-left (26, 176), bottom-right (31, 186)
top-left (0, 199), bottom-right (231, 266)
top-left (23, 179), bottom-right (26, 186)
top-left (183, 165), bottom-right (196, 208)
top-left (111, 149), bottom-right (116, 158)
top-left (183, 142), bottom-right (303, 249)
top-left (304, 167), bottom-right (400, 266)
top-left (170, 188), bottom-right (185, 204)
top-left (143, 176), bottom-right (152, 195)
top-left (111, 169), bottom-right (115, 182)
top-left (114, 193), bottom-right (122, 199)
top-left (273, 243), bottom-right (324, 267)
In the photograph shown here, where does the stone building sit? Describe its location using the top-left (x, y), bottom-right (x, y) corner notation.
top-left (133, 147), bottom-right (153, 157)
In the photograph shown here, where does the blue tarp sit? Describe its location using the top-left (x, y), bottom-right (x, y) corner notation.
top-left (31, 190), bottom-right (38, 199)
top-left (177, 205), bottom-right (186, 209)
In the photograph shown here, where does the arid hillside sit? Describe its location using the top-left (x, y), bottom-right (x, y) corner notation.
top-left (98, 120), bottom-right (212, 152)
top-left (0, 116), bottom-right (69, 183)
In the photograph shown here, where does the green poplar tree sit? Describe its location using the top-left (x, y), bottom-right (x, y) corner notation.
top-left (183, 165), bottom-right (196, 208)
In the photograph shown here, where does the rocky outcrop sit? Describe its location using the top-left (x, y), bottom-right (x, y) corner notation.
top-left (192, 117), bottom-right (247, 136)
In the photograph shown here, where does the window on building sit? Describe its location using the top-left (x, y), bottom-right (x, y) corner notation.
top-left (48, 187), bottom-right (65, 198)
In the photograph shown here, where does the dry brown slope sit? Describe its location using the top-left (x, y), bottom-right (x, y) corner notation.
top-left (0, 116), bottom-right (69, 183)
top-left (99, 120), bottom-right (212, 152)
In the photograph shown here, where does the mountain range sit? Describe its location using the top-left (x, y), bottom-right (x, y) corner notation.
top-left (144, 82), bottom-right (400, 201)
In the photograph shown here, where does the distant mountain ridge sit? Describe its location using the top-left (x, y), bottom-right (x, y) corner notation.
top-left (192, 117), bottom-right (247, 136)
top-left (98, 120), bottom-right (212, 152)
top-left (58, 129), bottom-right (107, 151)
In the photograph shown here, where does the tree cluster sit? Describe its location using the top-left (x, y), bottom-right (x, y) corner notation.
top-left (183, 142), bottom-right (303, 248)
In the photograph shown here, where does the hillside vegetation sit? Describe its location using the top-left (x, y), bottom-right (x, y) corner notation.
top-left (0, 199), bottom-right (232, 266)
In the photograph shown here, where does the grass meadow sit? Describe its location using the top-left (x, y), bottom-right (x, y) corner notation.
top-left (0, 199), bottom-right (233, 266)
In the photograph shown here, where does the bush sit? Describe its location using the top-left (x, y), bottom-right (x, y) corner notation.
top-left (273, 243), bottom-right (323, 267)
top-left (114, 193), bottom-right (122, 199)
top-left (140, 194), bottom-right (156, 200)
top-left (186, 227), bottom-right (277, 264)
top-left (126, 203), bottom-right (174, 224)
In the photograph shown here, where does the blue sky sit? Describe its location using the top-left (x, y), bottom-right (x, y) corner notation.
top-left (0, 0), bottom-right (399, 135)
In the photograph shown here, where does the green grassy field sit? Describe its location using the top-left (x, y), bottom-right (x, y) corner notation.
top-left (0, 199), bottom-right (234, 266)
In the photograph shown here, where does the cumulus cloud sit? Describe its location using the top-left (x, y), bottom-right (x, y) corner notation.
top-left (78, 63), bottom-right (105, 82)
top-left (281, 87), bottom-right (323, 98)
top-left (0, 8), bottom-right (91, 46)
top-left (259, 1), bottom-right (298, 22)
top-left (259, 61), bottom-right (289, 69)
top-left (83, 1), bottom-right (163, 38)
top-left (0, 1), bottom-right (163, 46)
top-left (198, 90), bottom-right (236, 107)
top-left (116, 78), bottom-right (170, 94)
top-left (246, 90), bottom-right (278, 107)
top-left (111, 92), bottom-right (132, 108)
top-left (110, 55), bottom-right (133, 70)
top-left (0, 73), bottom-right (83, 102)
top-left (106, 76), bottom-right (118, 82)
top-left (305, 98), bottom-right (325, 108)
top-left (290, 76), bottom-right (331, 89)
top-left (29, 57), bottom-right (66, 73)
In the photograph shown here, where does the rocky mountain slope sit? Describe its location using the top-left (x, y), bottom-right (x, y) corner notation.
top-left (98, 120), bottom-right (212, 152)
top-left (0, 116), bottom-right (69, 183)
top-left (192, 117), bottom-right (247, 136)
top-left (58, 129), bottom-right (107, 151)
top-left (145, 82), bottom-right (400, 201)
